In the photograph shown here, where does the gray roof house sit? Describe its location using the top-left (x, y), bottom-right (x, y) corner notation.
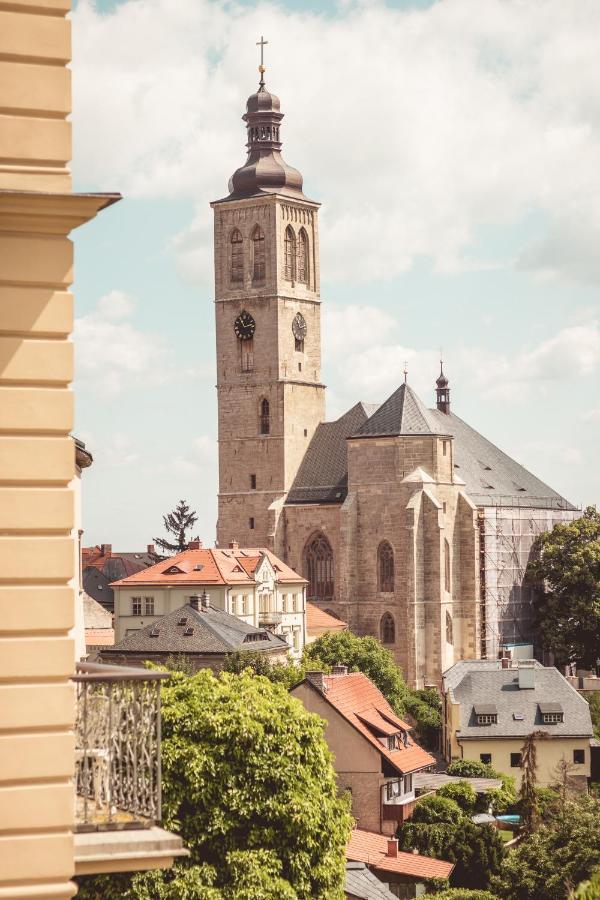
top-left (100, 594), bottom-right (289, 672)
top-left (345, 862), bottom-right (397, 900)
top-left (442, 659), bottom-right (593, 787)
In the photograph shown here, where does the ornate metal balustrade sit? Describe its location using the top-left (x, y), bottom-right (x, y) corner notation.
top-left (73, 661), bottom-right (169, 832)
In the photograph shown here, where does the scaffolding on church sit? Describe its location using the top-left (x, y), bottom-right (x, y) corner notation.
top-left (478, 502), bottom-right (578, 660)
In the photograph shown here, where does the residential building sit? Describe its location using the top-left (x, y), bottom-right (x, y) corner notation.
top-left (345, 861), bottom-right (397, 900)
top-left (0, 4), bottom-right (184, 894)
top-left (111, 541), bottom-right (307, 658)
top-left (101, 594), bottom-right (289, 671)
top-left (306, 601), bottom-right (348, 643)
top-left (442, 658), bottom-right (594, 787)
top-left (83, 543), bottom-right (158, 612)
top-left (212, 72), bottom-right (576, 688)
top-left (291, 669), bottom-right (435, 835)
top-left (83, 592), bottom-right (114, 655)
top-left (346, 830), bottom-right (453, 899)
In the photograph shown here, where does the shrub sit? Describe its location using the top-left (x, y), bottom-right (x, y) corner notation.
top-left (411, 794), bottom-right (465, 825)
top-left (437, 781), bottom-right (477, 815)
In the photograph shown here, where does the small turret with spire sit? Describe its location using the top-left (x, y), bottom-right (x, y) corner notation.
top-left (436, 360), bottom-right (450, 414)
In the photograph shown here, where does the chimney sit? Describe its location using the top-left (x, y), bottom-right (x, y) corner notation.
top-left (188, 539), bottom-right (203, 550)
top-left (147, 544), bottom-right (155, 555)
top-left (229, 540), bottom-right (239, 551)
top-left (189, 594), bottom-right (201, 611)
top-left (200, 590), bottom-right (210, 609)
top-left (518, 660), bottom-right (535, 689)
top-left (501, 657), bottom-right (509, 669)
top-left (387, 838), bottom-right (399, 858)
top-left (306, 671), bottom-right (327, 693)
top-left (332, 664), bottom-right (348, 677)
top-left (101, 543), bottom-right (112, 556)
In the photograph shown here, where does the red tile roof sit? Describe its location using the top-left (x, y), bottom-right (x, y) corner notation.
top-left (306, 603), bottom-right (348, 633)
top-left (85, 628), bottom-right (115, 647)
top-left (110, 547), bottom-right (306, 588)
top-left (347, 829), bottom-right (453, 880)
top-left (315, 672), bottom-right (435, 774)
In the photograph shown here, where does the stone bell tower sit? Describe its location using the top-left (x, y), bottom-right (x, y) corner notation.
top-left (211, 64), bottom-right (325, 553)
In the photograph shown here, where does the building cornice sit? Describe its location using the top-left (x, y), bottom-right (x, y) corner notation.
top-left (0, 189), bottom-right (121, 234)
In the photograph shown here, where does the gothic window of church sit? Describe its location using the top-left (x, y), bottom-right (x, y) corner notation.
top-left (252, 225), bottom-right (265, 282)
top-left (304, 533), bottom-right (334, 601)
top-left (230, 229), bottom-right (243, 283)
top-left (446, 611), bottom-right (453, 645)
top-left (381, 612), bottom-right (395, 645)
top-left (297, 228), bottom-right (309, 284)
top-left (259, 398), bottom-right (270, 435)
top-left (240, 337), bottom-right (253, 373)
top-left (378, 541), bottom-right (394, 592)
top-left (284, 226), bottom-right (296, 281)
top-left (444, 538), bottom-right (451, 593)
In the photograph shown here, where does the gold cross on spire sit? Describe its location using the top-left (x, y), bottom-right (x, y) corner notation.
top-left (256, 35), bottom-right (268, 85)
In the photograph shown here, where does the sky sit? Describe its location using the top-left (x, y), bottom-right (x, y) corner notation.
top-left (71, 0), bottom-right (600, 549)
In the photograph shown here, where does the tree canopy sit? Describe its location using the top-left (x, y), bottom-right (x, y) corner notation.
top-left (528, 506), bottom-right (600, 667)
top-left (77, 669), bottom-right (351, 899)
top-left (154, 499), bottom-right (199, 555)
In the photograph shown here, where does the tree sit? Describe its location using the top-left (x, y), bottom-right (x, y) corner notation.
top-left (223, 649), bottom-right (305, 691)
top-left (587, 692), bottom-right (600, 741)
top-left (445, 759), bottom-right (516, 813)
top-left (304, 631), bottom-right (441, 746)
top-left (410, 795), bottom-right (465, 826)
top-left (491, 794), bottom-right (600, 900)
top-left (447, 759), bottom-right (496, 779)
top-left (436, 781), bottom-right (477, 816)
top-left (527, 506), bottom-right (600, 668)
top-left (154, 499), bottom-right (198, 555)
top-left (553, 756), bottom-right (581, 809)
top-left (426, 890), bottom-right (497, 900)
top-left (519, 731), bottom-right (547, 836)
top-left (77, 670), bottom-right (351, 899)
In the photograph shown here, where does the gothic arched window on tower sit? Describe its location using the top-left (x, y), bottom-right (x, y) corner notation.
top-left (297, 228), bottom-right (309, 284)
top-left (252, 225), bottom-right (265, 282)
top-left (259, 398), bottom-right (270, 435)
top-left (446, 610), bottom-right (453, 645)
top-left (381, 612), bottom-right (395, 645)
top-left (378, 541), bottom-right (394, 592)
top-left (304, 533), bottom-right (334, 601)
top-left (230, 229), bottom-right (243, 283)
top-left (284, 226), bottom-right (296, 282)
top-left (444, 538), bottom-right (451, 593)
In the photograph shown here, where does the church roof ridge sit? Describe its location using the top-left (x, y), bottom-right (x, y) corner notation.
top-left (355, 382), bottom-right (438, 437)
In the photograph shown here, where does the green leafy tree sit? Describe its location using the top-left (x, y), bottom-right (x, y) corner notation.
top-left (410, 795), bottom-right (465, 826)
top-left (491, 794), bottom-right (600, 900)
top-left (78, 670), bottom-right (351, 899)
top-left (527, 506), bottom-right (600, 667)
top-left (519, 731), bottom-right (547, 835)
top-left (426, 889), bottom-right (497, 900)
top-left (571, 868), bottom-right (600, 899)
top-left (437, 781), bottom-right (477, 815)
top-left (154, 499), bottom-right (199, 555)
top-left (587, 693), bottom-right (600, 742)
top-left (304, 631), bottom-right (441, 745)
top-left (223, 649), bottom-right (305, 690)
top-left (445, 759), bottom-right (516, 813)
top-left (447, 759), bottom-right (496, 779)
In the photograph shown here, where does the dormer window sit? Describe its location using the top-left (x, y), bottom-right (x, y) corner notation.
top-left (165, 565), bottom-right (183, 575)
top-left (539, 702), bottom-right (563, 724)
top-left (386, 731), bottom-right (409, 751)
top-left (474, 704), bottom-right (497, 725)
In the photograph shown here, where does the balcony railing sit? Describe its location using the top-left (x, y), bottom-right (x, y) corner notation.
top-left (73, 661), bottom-right (169, 832)
top-left (258, 610), bottom-right (283, 626)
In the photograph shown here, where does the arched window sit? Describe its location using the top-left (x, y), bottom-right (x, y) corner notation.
top-left (378, 541), bottom-right (394, 592)
top-left (284, 226), bottom-right (295, 282)
top-left (446, 610), bottom-right (453, 645)
top-left (252, 225), bottom-right (265, 282)
top-left (444, 538), bottom-right (451, 593)
top-left (259, 398), bottom-right (270, 435)
top-left (381, 612), bottom-right (395, 645)
top-left (297, 228), bottom-right (309, 284)
top-left (230, 229), bottom-right (243, 283)
top-left (304, 533), bottom-right (334, 601)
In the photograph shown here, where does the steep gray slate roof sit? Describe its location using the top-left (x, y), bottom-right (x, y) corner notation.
top-left (446, 661), bottom-right (593, 740)
top-left (287, 402), bottom-right (377, 504)
top-left (110, 603), bottom-right (287, 655)
top-left (285, 382), bottom-right (574, 510)
top-left (355, 383), bottom-right (440, 437)
top-left (345, 862), bottom-right (397, 900)
top-left (428, 408), bottom-right (576, 510)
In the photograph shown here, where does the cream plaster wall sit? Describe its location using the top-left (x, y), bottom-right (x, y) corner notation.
top-left (457, 737), bottom-right (591, 787)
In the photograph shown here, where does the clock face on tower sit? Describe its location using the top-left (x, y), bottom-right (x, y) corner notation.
top-left (234, 310), bottom-right (255, 341)
top-left (292, 313), bottom-right (307, 341)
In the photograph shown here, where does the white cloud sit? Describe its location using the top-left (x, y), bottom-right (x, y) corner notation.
top-left (74, 290), bottom-right (168, 394)
top-left (72, 0), bottom-right (600, 285)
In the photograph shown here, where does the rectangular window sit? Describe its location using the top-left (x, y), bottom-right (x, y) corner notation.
top-left (386, 780), bottom-right (401, 801)
top-left (293, 593), bottom-right (299, 612)
top-left (510, 753), bottom-right (521, 768)
top-left (293, 629), bottom-right (300, 651)
top-left (132, 596), bottom-right (142, 616)
top-left (250, 474), bottom-right (257, 490)
top-left (242, 596), bottom-right (248, 615)
top-left (477, 714), bottom-right (498, 725)
top-left (480, 753), bottom-right (492, 765)
top-left (282, 593), bottom-right (288, 613)
top-left (574, 749), bottom-right (585, 764)
top-left (144, 596), bottom-right (155, 615)
top-left (542, 713), bottom-right (564, 724)
top-left (249, 517), bottom-right (255, 530)
top-left (442, 440), bottom-right (447, 457)
top-left (295, 338), bottom-right (304, 353)
top-left (404, 773), bottom-right (413, 793)
top-left (240, 337), bottom-right (254, 373)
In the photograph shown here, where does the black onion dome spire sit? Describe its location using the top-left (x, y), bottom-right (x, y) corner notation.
top-left (436, 361), bottom-right (450, 414)
top-left (225, 78), bottom-right (306, 201)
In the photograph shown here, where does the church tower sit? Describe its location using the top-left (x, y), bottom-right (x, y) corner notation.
top-left (211, 65), bottom-right (325, 552)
